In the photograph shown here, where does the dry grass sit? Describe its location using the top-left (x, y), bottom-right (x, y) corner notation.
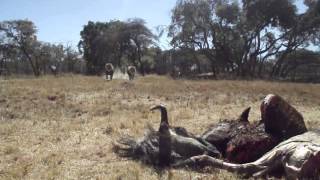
top-left (0, 74), bottom-right (320, 179)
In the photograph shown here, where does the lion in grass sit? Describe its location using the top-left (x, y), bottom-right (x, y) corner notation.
top-left (127, 66), bottom-right (136, 80)
top-left (105, 63), bottom-right (114, 80)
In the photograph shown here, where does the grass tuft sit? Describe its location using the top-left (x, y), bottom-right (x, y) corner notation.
top-left (1, 75), bottom-right (319, 179)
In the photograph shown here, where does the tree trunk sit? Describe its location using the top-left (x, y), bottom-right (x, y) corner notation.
top-left (203, 50), bottom-right (217, 78)
top-left (21, 47), bottom-right (40, 76)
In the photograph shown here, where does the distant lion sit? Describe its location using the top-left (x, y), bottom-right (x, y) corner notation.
top-left (127, 66), bottom-right (136, 80)
top-left (105, 63), bottom-right (114, 80)
top-left (49, 65), bottom-right (58, 76)
top-left (170, 66), bottom-right (181, 79)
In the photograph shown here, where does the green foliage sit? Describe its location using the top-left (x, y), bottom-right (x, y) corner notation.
top-left (0, 20), bottom-right (81, 76)
top-left (216, 0), bottom-right (240, 24)
top-left (0, 20), bottom-right (44, 76)
top-left (280, 49), bottom-right (320, 80)
top-left (243, 0), bottom-right (297, 28)
top-left (79, 19), bottom-right (156, 75)
top-left (169, 0), bottom-right (320, 79)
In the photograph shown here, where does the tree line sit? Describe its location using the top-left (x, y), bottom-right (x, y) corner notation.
top-left (168, 0), bottom-right (320, 81)
top-left (1, 0), bottom-right (320, 82)
top-left (78, 18), bottom-right (157, 75)
top-left (0, 20), bottom-right (83, 76)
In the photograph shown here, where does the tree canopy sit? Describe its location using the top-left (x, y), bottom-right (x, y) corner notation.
top-left (78, 18), bottom-right (156, 75)
top-left (169, 0), bottom-right (320, 78)
top-left (1, 1), bottom-right (320, 82)
top-left (0, 20), bottom-right (81, 76)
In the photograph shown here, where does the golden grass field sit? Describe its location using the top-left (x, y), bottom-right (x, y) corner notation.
top-left (1, 75), bottom-right (320, 179)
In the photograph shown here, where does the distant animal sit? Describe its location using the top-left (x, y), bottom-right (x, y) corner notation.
top-left (105, 63), bottom-right (114, 80)
top-left (49, 65), bottom-right (58, 76)
top-left (170, 66), bottom-right (181, 79)
top-left (127, 66), bottom-right (136, 80)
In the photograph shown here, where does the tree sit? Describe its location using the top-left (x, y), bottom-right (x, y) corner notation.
top-left (34, 43), bottom-right (65, 74)
top-left (279, 49), bottom-right (320, 81)
top-left (125, 18), bottom-right (156, 75)
top-left (63, 44), bottom-right (81, 73)
top-left (79, 19), bottom-right (156, 75)
top-left (1, 20), bottom-right (82, 76)
top-left (169, 0), bottom-right (320, 78)
top-left (79, 21), bottom-right (107, 74)
top-left (0, 20), bottom-right (42, 76)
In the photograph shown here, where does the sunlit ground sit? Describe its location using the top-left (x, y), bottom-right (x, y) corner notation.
top-left (1, 75), bottom-right (320, 179)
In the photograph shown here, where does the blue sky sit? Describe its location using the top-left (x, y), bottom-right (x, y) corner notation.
top-left (0, 0), bottom-right (176, 49)
top-left (0, 0), bottom-right (307, 49)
